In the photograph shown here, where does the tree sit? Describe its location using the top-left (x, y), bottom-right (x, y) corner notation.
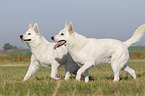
top-left (3, 43), bottom-right (18, 51)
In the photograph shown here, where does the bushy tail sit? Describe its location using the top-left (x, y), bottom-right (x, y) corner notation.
top-left (124, 24), bottom-right (145, 47)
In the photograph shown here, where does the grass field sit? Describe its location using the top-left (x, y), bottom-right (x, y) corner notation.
top-left (4, 46), bottom-right (145, 56)
top-left (129, 46), bottom-right (145, 52)
top-left (5, 49), bottom-right (31, 56)
top-left (0, 60), bottom-right (145, 96)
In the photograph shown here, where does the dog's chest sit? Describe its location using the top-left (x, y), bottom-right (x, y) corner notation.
top-left (37, 55), bottom-right (49, 63)
top-left (32, 51), bottom-right (51, 64)
top-left (69, 50), bottom-right (85, 64)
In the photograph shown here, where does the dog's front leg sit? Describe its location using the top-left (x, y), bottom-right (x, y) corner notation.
top-left (51, 62), bottom-right (60, 80)
top-left (23, 55), bottom-right (40, 82)
top-left (76, 63), bottom-right (92, 82)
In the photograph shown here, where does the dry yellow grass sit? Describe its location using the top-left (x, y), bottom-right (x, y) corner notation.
top-left (0, 52), bottom-right (145, 63)
top-left (129, 52), bottom-right (145, 59)
top-left (0, 55), bottom-right (30, 63)
top-left (0, 64), bottom-right (28, 67)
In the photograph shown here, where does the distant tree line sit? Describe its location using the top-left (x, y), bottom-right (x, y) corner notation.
top-left (3, 43), bottom-right (18, 51)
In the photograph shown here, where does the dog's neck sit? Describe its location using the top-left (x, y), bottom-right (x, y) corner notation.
top-left (66, 32), bottom-right (88, 51)
top-left (65, 32), bottom-right (88, 64)
top-left (27, 35), bottom-right (49, 54)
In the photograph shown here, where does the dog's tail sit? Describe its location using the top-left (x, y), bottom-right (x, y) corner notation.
top-left (124, 24), bottom-right (145, 47)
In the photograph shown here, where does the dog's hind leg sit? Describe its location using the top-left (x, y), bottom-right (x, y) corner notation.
top-left (111, 48), bottom-right (130, 82)
top-left (111, 60), bottom-right (130, 82)
top-left (124, 66), bottom-right (136, 79)
top-left (23, 55), bottom-right (40, 81)
top-left (111, 62), bottom-right (121, 82)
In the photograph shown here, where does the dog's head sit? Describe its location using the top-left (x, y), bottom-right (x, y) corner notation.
top-left (20, 23), bottom-right (40, 43)
top-left (51, 21), bottom-right (74, 49)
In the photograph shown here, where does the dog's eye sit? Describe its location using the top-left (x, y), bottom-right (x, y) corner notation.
top-left (60, 33), bottom-right (64, 35)
top-left (28, 33), bottom-right (31, 35)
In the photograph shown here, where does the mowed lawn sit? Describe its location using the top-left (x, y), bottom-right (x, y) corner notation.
top-left (0, 60), bottom-right (145, 96)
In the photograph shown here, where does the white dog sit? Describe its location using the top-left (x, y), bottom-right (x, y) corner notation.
top-left (20, 23), bottom-right (81, 81)
top-left (52, 22), bottom-right (145, 82)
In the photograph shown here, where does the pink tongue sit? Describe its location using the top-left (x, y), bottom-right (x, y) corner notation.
top-left (54, 41), bottom-right (65, 49)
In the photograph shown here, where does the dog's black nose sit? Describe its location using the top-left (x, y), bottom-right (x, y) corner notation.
top-left (20, 35), bottom-right (23, 40)
top-left (51, 36), bottom-right (54, 40)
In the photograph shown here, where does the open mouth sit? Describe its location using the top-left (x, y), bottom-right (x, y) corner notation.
top-left (23, 39), bottom-right (31, 42)
top-left (54, 40), bottom-right (66, 49)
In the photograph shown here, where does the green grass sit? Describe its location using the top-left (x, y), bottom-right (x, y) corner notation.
top-left (5, 49), bottom-right (31, 56)
top-left (0, 60), bottom-right (145, 96)
top-left (129, 46), bottom-right (145, 52)
top-left (3, 46), bottom-right (145, 56)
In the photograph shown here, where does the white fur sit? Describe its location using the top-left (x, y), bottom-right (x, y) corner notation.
top-left (20, 23), bottom-right (80, 81)
top-left (53, 22), bottom-right (145, 82)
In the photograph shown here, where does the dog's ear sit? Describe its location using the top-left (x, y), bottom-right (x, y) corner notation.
top-left (65, 21), bottom-right (68, 28)
top-left (68, 22), bottom-right (73, 34)
top-left (33, 23), bottom-right (40, 34)
top-left (28, 23), bottom-right (32, 29)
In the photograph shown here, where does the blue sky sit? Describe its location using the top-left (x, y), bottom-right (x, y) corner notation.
top-left (0, 0), bottom-right (145, 49)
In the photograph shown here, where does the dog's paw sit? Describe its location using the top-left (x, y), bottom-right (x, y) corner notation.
top-left (64, 77), bottom-right (70, 80)
top-left (64, 72), bottom-right (71, 80)
top-left (55, 77), bottom-right (60, 80)
top-left (21, 79), bottom-right (26, 83)
top-left (52, 77), bottom-right (60, 80)
top-left (76, 79), bottom-right (81, 82)
top-left (113, 79), bottom-right (119, 83)
top-left (113, 80), bottom-right (118, 83)
top-left (85, 77), bottom-right (89, 83)
top-left (76, 76), bottom-right (81, 82)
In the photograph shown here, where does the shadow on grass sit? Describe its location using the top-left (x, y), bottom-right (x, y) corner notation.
top-left (105, 75), bottom-right (132, 81)
top-left (32, 71), bottom-right (145, 82)
top-left (136, 72), bottom-right (145, 77)
top-left (63, 75), bottom-right (95, 81)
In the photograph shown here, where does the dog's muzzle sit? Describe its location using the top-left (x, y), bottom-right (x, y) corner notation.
top-left (20, 35), bottom-right (31, 42)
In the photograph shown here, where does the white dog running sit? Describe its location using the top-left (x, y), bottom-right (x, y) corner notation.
top-left (52, 22), bottom-right (145, 82)
top-left (20, 23), bottom-right (81, 81)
